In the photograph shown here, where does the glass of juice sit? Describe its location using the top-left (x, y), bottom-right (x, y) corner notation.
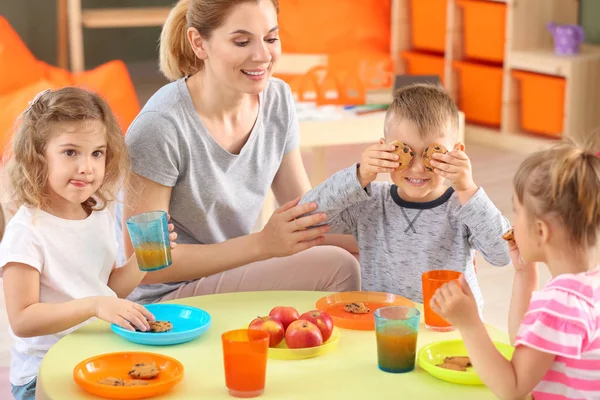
top-left (422, 270), bottom-right (463, 332)
top-left (126, 210), bottom-right (172, 271)
top-left (222, 329), bottom-right (269, 398)
top-left (374, 306), bottom-right (420, 373)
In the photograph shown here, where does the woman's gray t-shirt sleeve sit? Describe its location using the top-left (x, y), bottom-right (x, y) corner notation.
top-left (125, 111), bottom-right (181, 187)
top-left (283, 87), bottom-right (300, 155)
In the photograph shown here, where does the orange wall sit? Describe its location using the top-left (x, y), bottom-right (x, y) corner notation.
top-left (278, 0), bottom-right (391, 54)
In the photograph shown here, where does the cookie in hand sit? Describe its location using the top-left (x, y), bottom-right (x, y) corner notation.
top-left (422, 143), bottom-right (448, 172)
top-left (390, 141), bottom-right (415, 171)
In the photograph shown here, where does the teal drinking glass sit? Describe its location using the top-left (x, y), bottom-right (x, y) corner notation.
top-left (126, 210), bottom-right (172, 271)
top-left (374, 306), bottom-right (420, 373)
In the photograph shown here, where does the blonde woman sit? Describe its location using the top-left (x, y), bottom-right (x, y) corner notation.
top-left (117, 0), bottom-right (361, 304)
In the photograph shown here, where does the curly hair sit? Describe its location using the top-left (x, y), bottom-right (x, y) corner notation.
top-left (3, 87), bottom-right (130, 214)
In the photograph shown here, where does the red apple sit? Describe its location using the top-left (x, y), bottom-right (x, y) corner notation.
top-left (299, 310), bottom-right (334, 342)
top-left (285, 320), bottom-right (323, 349)
top-left (249, 316), bottom-right (285, 347)
top-left (268, 306), bottom-right (300, 330)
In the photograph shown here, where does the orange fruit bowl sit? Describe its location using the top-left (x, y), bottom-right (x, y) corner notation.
top-left (315, 291), bottom-right (415, 330)
top-left (73, 351), bottom-right (184, 399)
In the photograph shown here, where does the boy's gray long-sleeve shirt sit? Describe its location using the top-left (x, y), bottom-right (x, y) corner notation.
top-left (300, 164), bottom-right (511, 311)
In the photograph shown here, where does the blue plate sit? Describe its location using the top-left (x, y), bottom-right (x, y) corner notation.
top-left (111, 304), bottom-right (211, 346)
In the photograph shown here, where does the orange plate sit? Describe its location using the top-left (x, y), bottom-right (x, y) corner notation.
top-left (315, 291), bottom-right (415, 331)
top-left (73, 351), bottom-right (184, 399)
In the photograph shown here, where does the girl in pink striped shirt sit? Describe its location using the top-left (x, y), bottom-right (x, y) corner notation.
top-left (431, 139), bottom-right (600, 400)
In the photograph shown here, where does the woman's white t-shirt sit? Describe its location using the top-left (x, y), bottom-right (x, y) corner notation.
top-left (0, 206), bottom-right (117, 386)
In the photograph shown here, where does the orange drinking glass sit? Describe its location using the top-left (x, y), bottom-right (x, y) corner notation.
top-left (222, 329), bottom-right (269, 398)
top-left (422, 270), bottom-right (463, 332)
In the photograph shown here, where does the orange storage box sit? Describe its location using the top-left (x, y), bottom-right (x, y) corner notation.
top-left (402, 51), bottom-right (446, 85)
top-left (453, 61), bottom-right (503, 127)
top-left (410, 0), bottom-right (447, 53)
top-left (457, 0), bottom-right (507, 63)
top-left (511, 70), bottom-right (566, 137)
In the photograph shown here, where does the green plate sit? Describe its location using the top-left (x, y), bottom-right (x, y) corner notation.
top-left (418, 339), bottom-right (514, 385)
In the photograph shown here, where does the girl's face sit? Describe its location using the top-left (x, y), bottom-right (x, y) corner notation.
top-left (512, 193), bottom-right (544, 263)
top-left (193, 0), bottom-right (281, 95)
top-left (43, 121), bottom-right (107, 217)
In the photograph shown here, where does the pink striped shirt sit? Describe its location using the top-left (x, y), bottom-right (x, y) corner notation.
top-left (515, 267), bottom-right (600, 400)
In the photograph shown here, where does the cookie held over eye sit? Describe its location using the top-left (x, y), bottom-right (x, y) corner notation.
top-left (502, 229), bottom-right (514, 241)
top-left (390, 140), bottom-right (415, 171)
top-left (422, 143), bottom-right (448, 172)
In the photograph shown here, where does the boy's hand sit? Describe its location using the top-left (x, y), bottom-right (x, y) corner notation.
top-left (431, 275), bottom-right (481, 329)
top-left (357, 139), bottom-right (400, 188)
top-left (430, 143), bottom-right (477, 193)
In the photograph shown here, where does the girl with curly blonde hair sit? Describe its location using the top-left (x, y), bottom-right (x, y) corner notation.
top-left (0, 87), bottom-right (175, 400)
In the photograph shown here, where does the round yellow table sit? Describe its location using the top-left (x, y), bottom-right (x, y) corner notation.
top-left (38, 291), bottom-right (509, 399)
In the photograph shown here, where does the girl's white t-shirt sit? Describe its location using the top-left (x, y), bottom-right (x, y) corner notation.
top-left (0, 205), bottom-right (117, 386)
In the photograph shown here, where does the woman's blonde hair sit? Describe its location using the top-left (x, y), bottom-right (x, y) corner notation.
top-left (513, 137), bottom-right (600, 249)
top-left (160, 0), bottom-right (280, 81)
top-left (4, 87), bottom-right (129, 214)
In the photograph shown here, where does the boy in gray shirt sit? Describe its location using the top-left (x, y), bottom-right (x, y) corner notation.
top-left (300, 84), bottom-right (511, 311)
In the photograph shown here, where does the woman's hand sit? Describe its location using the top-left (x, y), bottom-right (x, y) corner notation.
top-left (259, 197), bottom-right (331, 258)
top-left (167, 213), bottom-right (177, 249)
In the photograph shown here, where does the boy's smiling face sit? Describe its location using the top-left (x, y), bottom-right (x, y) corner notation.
top-left (386, 118), bottom-right (456, 203)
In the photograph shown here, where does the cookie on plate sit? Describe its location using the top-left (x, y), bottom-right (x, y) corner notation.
top-left (436, 362), bottom-right (467, 372)
top-left (98, 377), bottom-right (126, 386)
top-left (148, 320), bottom-right (173, 333)
top-left (126, 379), bottom-right (150, 386)
top-left (344, 302), bottom-right (371, 314)
top-left (422, 143), bottom-right (448, 172)
top-left (390, 140), bottom-right (415, 171)
top-left (444, 356), bottom-right (472, 368)
top-left (128, 362), bottom-right (160, 379)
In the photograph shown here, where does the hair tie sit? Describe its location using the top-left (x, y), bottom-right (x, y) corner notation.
top-left (19, 88), bottom-right (51, 118)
